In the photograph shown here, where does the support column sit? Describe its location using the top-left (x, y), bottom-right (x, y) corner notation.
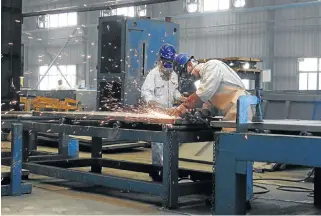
top-left (22, 130), bottom-right (30, 162)
top-left (11, 123), bottom-right (23, 196)
top-left (58, 133), bottom-right (69, 157)
top-left (315, 168), bottom-right (321, 208)
top-left (29, 132), bottom-right (37, 151)
top-left (91, 137), bottom-right (102, 173)
top-left (214, 136), bottom-right (247, 215)
top-left (162, 131), bottom-right (179, 209)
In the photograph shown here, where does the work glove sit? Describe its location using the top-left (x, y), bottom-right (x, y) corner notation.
top-left (166, 104), bottom-right (188, 117)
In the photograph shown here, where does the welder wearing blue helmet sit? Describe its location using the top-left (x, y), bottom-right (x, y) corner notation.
top-left (141, 43), bottom-right (183, 108)
top-left (170, 54), bottom-right (252, 132)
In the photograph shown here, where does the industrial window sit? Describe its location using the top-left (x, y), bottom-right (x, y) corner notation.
top-left (100, 6), bottom-right (135, 17)
top-left (203, 0), bottom-right (230, 12)
top-left (137, 5), bottom-right (147, 17)
top-left (232, 0), bottom-right (246, 8)
top-left (298, 58), bottom-right (321, 90)
top-left (241, 79), bottom-right (250, 90)
top-left (38, 65), bottom-right (76, 90)
top-left (37, 12), bottom-right (77, 29)
top-left (186, 0), bottom-right (200, 13)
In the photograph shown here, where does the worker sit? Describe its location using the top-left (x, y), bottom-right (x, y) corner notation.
top-left (141, 43), bottom-right (183, 108)
top-left (169, 54), bottom-right (252, 130)
top-left (141, 44), bottom-right (183, 181)
top-left (56, 79), bottom-right (67, 90)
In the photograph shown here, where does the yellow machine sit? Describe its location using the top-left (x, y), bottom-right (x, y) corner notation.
top-left (20, 96), bottom-right (81, 111)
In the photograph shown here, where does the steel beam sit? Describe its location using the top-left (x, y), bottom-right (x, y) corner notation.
top-left (211, 119), bottom-right (321, 133)
top-left (1, 123), bottom-right (32, 196)
top-left (214, 133), bottom-right (321, 215)
top-left (22, 0), bottom-right (177, 17)
top-left (162, 131), bottom-right (179, 208)
top-left (91, 137), bottom-right (102, 173)
top-left (23, 163), bottom-right (164, 196)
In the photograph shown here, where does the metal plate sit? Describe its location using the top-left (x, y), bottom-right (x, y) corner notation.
top-left (33, 111), bottom-right (182, 125)
top-left (211, 120), bottom-right (321, 133)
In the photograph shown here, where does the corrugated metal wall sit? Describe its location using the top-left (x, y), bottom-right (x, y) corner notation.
top-left (22, 0), bottom-right (321, 90)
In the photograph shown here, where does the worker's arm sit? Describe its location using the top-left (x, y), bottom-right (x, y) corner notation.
top-left (170, 63), bottom-right (224, 117)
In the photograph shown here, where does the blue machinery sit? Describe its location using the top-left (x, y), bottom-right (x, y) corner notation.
top-left (212, 93), bottom-right (321, 215)
top-left (97, 16), bottom-right (179, 109)
top-left (1, 123), bottom-right (32, 196)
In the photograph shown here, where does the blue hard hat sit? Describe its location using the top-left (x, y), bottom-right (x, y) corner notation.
top-left (173, 53), bottom-right (192, 75)
top-left (159, 43), bottom-right (176, 68)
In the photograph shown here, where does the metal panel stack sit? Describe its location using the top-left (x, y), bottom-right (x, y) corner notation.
top-left (1, 0), bottom-right (23, 111)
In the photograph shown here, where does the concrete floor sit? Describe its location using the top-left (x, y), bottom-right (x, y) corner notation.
top-left (2, 173), bottom-right (321, 215)
top-left (1, 142), bottom-right (321, 215)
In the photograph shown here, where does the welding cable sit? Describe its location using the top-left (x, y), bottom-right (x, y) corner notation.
top-left (253, 168), bottom-right (315, 183)
top-left (253, 184), bottom-right (270, 195)
top-left (276, 185), bottom-right (313, 193)
top-left (307, 192), bottom-right (314, 197)
top-left (253, 168), bottom-right (315, 196)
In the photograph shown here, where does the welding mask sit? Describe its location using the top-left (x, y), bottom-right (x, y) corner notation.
top-left (159, 58), bottom-right (174, 76)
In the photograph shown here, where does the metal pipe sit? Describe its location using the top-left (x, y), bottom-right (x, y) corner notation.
top-left (22, 0), bottom-right (177, 17)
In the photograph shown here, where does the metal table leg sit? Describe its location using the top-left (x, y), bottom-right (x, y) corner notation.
top-left (29, 132), bottom-right (37, 151)
top-left (22, 130), bottom-right (30, 162)
top-left (91, 137), bottom-right (102, 173)
top-left (58, 133), bottom-right (70, 156)
top-left (315, 167), bottom-right (321, 208)
top-left (2, 123), bottom-right (32, 196)
top-left (11, 123), bottom-right (23, 196)
top-left (163, 131), bottom-right (179, 209)
top-left (214, 144), bottom-right (247, 215)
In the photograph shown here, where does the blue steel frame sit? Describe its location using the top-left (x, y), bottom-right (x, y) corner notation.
top-left (1, 123), bottom-right (32, 196)
top-left (1, 117), bottom-right (77, 166)
top-left (213, 95), bottom-right (321, 215)
top-left (19, 121), bottom-right (214, 209)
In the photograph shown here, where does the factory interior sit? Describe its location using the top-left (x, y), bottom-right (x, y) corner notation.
top-left (1, 0), bottom-right (321, 215)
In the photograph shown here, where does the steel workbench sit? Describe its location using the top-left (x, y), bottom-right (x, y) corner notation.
top-left (11, 111), bottom-right (215, 209)
top-left (1, 123), bottom-right (32, 196)
top-left (211, 95), bottom-right (321, 215)
top-left (1, 113), bottom-right (76, 164)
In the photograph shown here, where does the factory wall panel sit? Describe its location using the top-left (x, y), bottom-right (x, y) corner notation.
top-left (21, 0), bottom-right (321, 91)
top-left (273, 4), bottom-right (321, 90)
top-left (151, 1), bottom-right (321, 90)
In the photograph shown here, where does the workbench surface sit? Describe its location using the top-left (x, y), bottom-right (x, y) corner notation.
top-left (211, 119), bottom-right (321, 133)
top-left (33, 111), bottom-right (182, 125)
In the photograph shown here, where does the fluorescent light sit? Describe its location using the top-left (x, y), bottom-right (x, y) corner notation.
top-left (243, 63), bottom-right (250, 70)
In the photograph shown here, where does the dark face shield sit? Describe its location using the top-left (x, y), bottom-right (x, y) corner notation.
top-left (159, 59), bottom-right (174, 76)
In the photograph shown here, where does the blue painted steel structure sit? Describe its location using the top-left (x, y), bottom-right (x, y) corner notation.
top-left (1, 123), bottom-right (32, 196)
top-left (1, 115), bottom-right (78, 166)
top-left (213, 95), bottom-right (321, 215)
top-left (97, 16), bottom-right (179, 108)
top-left (19, 120), bottom-right (213, 209)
